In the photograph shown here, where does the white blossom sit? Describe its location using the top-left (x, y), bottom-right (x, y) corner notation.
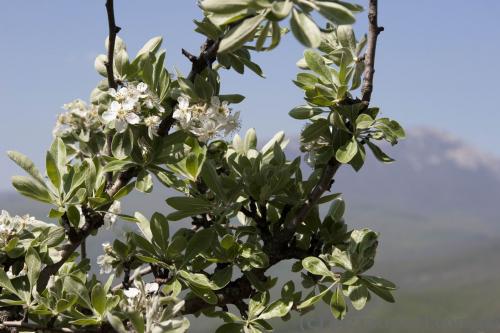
top-left (96, 242), bottom-right (115, 274)
top-left (145, 282), bottom-right (159, 294)
top-left (103, 82), bottom-right (164, 133)
top-left (104, 201), bottom-right (121, 229)
top-left (172, 95), bottom-right (240, 142)
top-left (52, 100), bottom-right (101, 137)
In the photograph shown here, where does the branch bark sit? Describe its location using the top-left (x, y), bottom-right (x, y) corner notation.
top-left (361, 0), bottom-right (383, 104)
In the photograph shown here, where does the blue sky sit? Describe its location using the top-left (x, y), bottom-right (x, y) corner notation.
top-left (0, 0), bottom-right (499, 191)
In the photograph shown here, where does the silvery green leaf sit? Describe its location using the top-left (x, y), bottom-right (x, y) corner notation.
top-left (7, 151), bottom-right (46, 186)
top-left (135, 170), bottom-right (153, 193)
top-left (290, 9), bottom-right (321, 48)
top-left (219, 14), bottom-right (266, 53)
top-left (316, 1), bottom-right (356, 25)
top-left (289, 106), bottom-right (324, 119)
top-left (91, 283), bottom-right (107, 315)
top-left (136, 36), bottom-right (163, 59)
top-left (201, 0), bottom-right (253, 14)
top-left (336, 25), bottom-right (356, 50)
top-left (335, 136), bottom-right (358, 163)
top-left (346, 284), bottom-right (369, 310)
top-left (25, 247), bottom-right (41, 294)
top-left (111, 130), bottom-right (134, 160)
top-left (297, 286), bottom-right (332, 310)
top-left (367, 141), bottom-right (395, 163)
top-left (302, 257), bottom-right (332, 276)
top-left (12, 176), bottom-right (53, 204)
top-left (259, 299), bottom-right (293, 319)
top-left (330, 286), bottom-right (347, 320)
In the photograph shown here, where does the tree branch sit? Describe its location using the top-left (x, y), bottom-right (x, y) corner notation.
top-left (104, 0), bottom-right (121, 188)
top-left (361, 0), bottom-right (383, 104)
top-left (104, 0), bottom-right (121, 91)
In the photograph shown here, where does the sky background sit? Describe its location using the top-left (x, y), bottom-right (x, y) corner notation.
top-left (0, 0), bottom-right (499, 191)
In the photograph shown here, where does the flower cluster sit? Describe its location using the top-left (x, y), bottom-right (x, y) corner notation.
top-left (52, 99), bottom-right (101, 138)
top-left (96, 242), bottom-right (115, 274)
top-left (0, 210), bottom-right (46, 248)
top-left (122, 278), bottom-right (187, 333)
top-left (102, 82), bottom-right (164, 137)
top-left (103, 200), bottom-right (121, 229)
top-left (173, 95), bottom-right (240, 142)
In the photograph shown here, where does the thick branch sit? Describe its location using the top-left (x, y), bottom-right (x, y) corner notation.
top-left (104, 0), bottom-right (121, 187)
top-left (105, 0), bottom-right (121, 91)
top-left (361, 0), bottom-right (383, 104)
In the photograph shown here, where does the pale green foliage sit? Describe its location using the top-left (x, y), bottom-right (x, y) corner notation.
top-left (1, 1), bottom-right (403, 333)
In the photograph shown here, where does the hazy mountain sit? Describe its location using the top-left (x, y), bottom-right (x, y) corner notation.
top-left (1, 127), bottom-right (499, 332)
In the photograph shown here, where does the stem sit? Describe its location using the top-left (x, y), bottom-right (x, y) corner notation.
top-left (361, 0), bottom-right (384, 104)
top-left (104, 0), bottom-right (121, 187)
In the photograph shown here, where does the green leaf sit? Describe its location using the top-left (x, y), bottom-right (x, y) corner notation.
top-left (365, 282), bottom-right (395, 303)
top-left (367, 141), bottom-right (395, 163)
top-left (303, 50), bottom-right (331, 83)
top-left (335, 137), bottom-right (358, 163)
top-left (166, 197), bottom-right (212, 214)
top-left (361, 275), bottom-right (397, 290)
top-left (259, 300), bottom-right (293, 320)
top-left (330, 286), bottom-right (347, 320)
top-left (26, 248), bottom-right (41, 293)
top-left (336, 25), bottom-right (356, 50)
top-left (190, 284), bottom-right (218, 305)
top-left (316, 1), bottom-right (356, 25)
top-left (67, 205), bottom-right (81, 228)
top-left (212, 265), bottom-right (233, 289)
top-left (290, 9), bottom-right (321, 48)
top-left (135, 170), bottom-right (153, 193)
top-left (71, 318), bottom-right (101, 327)
top-left (184, 228), bottom-right (216, 262)
top-left (12, 176), bottom-right (52, 203)
top-left (150, 212), bottom-right (169, 251)
top-left (215, 323), bottom-right (244, 333)
top-left (219, 14), bottom-right (266, 53)
top-left (0, 269), bottom-right (18, 296)
top-left (289, 106), bottom-right (324, 119)
top-left (136, 36), bottom-right (163, 59)
top-left (201, 0), bottom-right (253, 14)
top-left (46, 151), bottom-right (61, 190)
top-left (112, 129), bottom-right (134, 160)
top-left (7, 151), bottom-right (46, 186)
top-left (106, 313), bottom-right (128, 333)
top-left (302, 257), bottom-right (332, 277)
top-left (50, 138), bottom-right (67, 176)
top-left (297, 285), bottom-right (332, 310)
top-left (347, 284), bottom-right (369, 310)
top-left (91, 284), bottom-right (107, 315)
top-left (134, 212), bottom-right (153, 242)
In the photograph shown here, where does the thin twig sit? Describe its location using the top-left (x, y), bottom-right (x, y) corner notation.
top-left (361, 0), bottom-right (383, 103)
top-left (104, 0), bottom-right (121, 188)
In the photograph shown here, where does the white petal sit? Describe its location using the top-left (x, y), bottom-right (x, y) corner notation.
top-left (123, 288), bottom-right (141, 298)
top-left (145, 282), bottom-right (159, 293)
top-left (123, 99), bottom-right (136, 111)
top-left (126, 113), bottom-right (140, 125)
top-left (110, 101), bottom-right (121, 112)
top-left (115, 119), bottom-right (128, 133)
top-left (137, 82), bottom-right (148, 92)
top-left (178, 96), bottom-right (190, 110)
top-left (102, 110), bottom-right (117, 123)
top-left (210, 96), bottom-right (220, 107)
